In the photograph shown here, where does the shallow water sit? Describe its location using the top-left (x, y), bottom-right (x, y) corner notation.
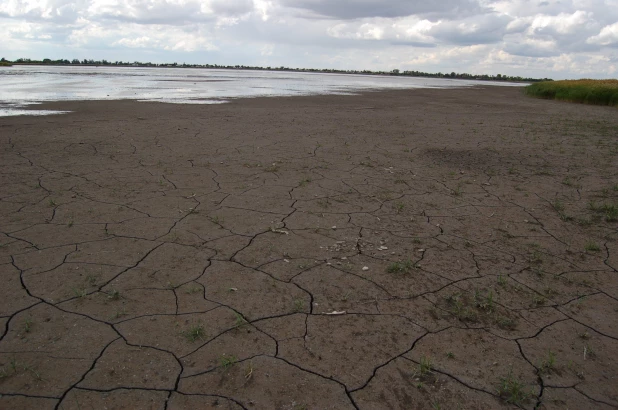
top-left (0, 65), bottom-right (523, 116)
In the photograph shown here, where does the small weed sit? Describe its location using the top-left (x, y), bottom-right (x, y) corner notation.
top-left (497, 370), bottom-right (531, 405)
top-left (529, 250), bottom-right (543, 265)
top-left (185, 285), bottom-right (202, 294)
top-left (209, 215), bottom-right (222, 224)
top-left (23, 318), bottom-right (33, 333)
top-left (72, 288), bottom-right (87, 298)
top-left (219, 354), bottom-right (238, 370)
top-left (539, 350), bottom-right (557, 374)
top-left (293, 299), bottom-right (305, 313)
top-left (47, 199), bottom-right (57, 207)
top-left (497, 274), bottom-right (507, 286)
top-left (584, 343), bottom-right (596, 360)
top-left (298, 178), bottom-right (312, 187)
top-left (474, 289), bottom-right (495, 312)
top-left (234, 312), bottom-right (248, 328)
top-left (589, 201), bottom-right (618, 222)
top-left (109, 308), bottom-right (127, 320)
top-left (395, 202), bottom-right (405, 213)
top-left (446, 352), bottom-right (455, 359)
top-left (418, 355), bottom-right (432, 377)
top-left (584, 242), bottom-right (601, 252)
top-left (495, 315), bottom-right (517, 330)
top-left (85, 274), bottom-right (97, 286)
top-left (265, 163), bottom-right (280, 173)
top-left (68, 220), bottom-right (74, 228)
top-left (107, 289), bottom-right (121, 300)
top-left (184, 324), bottom-right (205, 342)
top-left (386, 260), bottom-right (413, 274)
top-left (532, 294), bottom-right (547, 306)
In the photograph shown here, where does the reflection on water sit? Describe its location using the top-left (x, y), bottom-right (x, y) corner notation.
top-left (0, 66), bottom-right (524, 116)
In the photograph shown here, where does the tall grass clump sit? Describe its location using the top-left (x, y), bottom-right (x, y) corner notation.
top-left (525, 79), bottom-right (618, 107)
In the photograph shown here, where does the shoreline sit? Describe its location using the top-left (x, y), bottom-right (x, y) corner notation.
top-left (1, 86), bottom-right (617, 409)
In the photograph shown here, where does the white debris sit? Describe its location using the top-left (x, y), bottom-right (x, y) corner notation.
top-left (325, 311), bottom-right (346, 315)
top-left (378, 246), bottom-right (388, 251)
top-left (362, 266), bottom-right (369, 271)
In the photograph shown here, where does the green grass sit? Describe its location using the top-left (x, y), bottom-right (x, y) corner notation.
top-left (497, 370), bottom-right (532, 405)
top-left (219, 354), bottom-right (238, 370)
top-left (386, 259), bottom-right (414, 274)
top-left (525, 79), bottom-right (618, 107)
top-left (183, 324), bottom-right (205, 342)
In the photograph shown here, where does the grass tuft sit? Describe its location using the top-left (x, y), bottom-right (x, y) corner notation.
top-left (497, 370), bottom-right (532, 405)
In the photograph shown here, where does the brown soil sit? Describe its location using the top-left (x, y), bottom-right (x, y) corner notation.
top-left (1, 86), bottom-right (617, 410)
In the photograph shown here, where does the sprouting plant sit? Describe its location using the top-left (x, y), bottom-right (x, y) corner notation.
top-left (419, 355), bottom-right (432, 376)
top-left (539, 350), bottom-right (556, 374)
top-left (497, 370), bottom-right (531, 405)
top-left (184, 324), bottom-right (205, 342)
top-left (386, 260), bottom-right (413, 274)
top-left (293, 299), bottom-right (305, 313)
top-left (23, 318), bottom-right (33, 333)
top-left (219, 354), bottom-right (238, 370)
top-left (234, 312), bottom-right (248, 328)
top-left (107, 289), bottom-right (121, 300)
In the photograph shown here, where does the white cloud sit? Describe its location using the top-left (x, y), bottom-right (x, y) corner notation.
top-left (587, 21), bottom-right (618, 46)
top-left (0, 0), bottom-right (617, 78)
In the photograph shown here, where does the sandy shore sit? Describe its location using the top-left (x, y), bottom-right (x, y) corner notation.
top-left (1, 87), bottom-right (617, 409)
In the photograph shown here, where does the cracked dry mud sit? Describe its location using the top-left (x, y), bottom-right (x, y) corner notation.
top-left (1, 86), bottom-right (617, 410)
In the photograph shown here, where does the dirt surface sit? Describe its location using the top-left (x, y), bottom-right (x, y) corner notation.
top-left (1, 86), bottom-right (617, 410)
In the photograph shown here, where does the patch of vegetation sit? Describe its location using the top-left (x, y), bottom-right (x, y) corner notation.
top-left (107, 289), bottom-right (121, 300)
top-left (589, 201), bottom-right (618, 222)
top-left (293, 299), bottom-right (305, 313)
top-left (525, 79), bottom-right (618, 107)
top-left (234, 312), bottom-right (248, 328)
top-left (23, 318), bottom-right (33, 333)
top-left (497, 370), bottom-right (532, 405)
top-left (584, 242), bottom-right (601, 252)
top-left (219, 354), bottom-right (238, 370)
top-left (386, 259), bottom-right (414, 274)
top-left (539, 350), bottom-right (557, 374)
top-left (418, 355), bottom-right (433, 378)
top-left (184, 324), bottom-right (205, 342)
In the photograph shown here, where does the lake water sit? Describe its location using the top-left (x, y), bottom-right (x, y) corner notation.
top-left (0, 65), bottom-right (523, 117)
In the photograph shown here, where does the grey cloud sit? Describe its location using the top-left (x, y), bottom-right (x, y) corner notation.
top-left (504, 42), bottom-right (560, 57)
top-left (429, 13), bottom-right (512, 45)
top-left (210, 0), bottom-right (254, 15)
top-left (279, 0), bottom-right (483, 20)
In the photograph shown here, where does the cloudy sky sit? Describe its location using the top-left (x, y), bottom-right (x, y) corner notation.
top-left (1, 0), bottom-right (617, 79)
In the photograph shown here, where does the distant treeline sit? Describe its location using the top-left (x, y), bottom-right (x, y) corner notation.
top-left (1, 57), bottom-right (552, 83)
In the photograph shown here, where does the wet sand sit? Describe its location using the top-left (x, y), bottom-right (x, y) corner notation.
top-left (1, 86), bottom-right (617, 409)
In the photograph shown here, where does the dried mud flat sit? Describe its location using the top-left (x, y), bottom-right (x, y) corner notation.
top-left (1, 86), bottom-right (617, 410)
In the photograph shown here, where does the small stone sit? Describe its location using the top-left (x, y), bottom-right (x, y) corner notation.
top-left (362, 266), bottom-right (369, 271)
top-left (331, 226), bottom-right (337, 229)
